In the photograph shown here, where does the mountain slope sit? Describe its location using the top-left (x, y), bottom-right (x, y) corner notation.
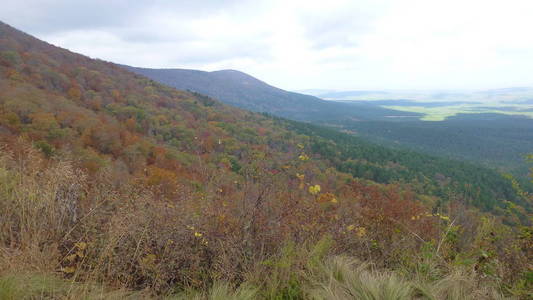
top-left (122, 66), bottom-right (321, 112)
top-left (0, 21), bottom-right (531, 297)
top-left (116, 69), bottom-right (529, 212)
top-left (123, 65), bottom-right (420, 121)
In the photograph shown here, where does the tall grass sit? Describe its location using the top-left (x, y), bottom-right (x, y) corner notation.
top-left (0, 145), bottom-right (524, 299)
top-left (306, 256), bottom-right (413, 300)
top-left (169, 282), bottom-right (258, 300)
top-left (304, 255), bottom-right (510, 300)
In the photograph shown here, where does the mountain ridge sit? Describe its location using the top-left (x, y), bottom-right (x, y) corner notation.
top-left (123, 64), bottom-right (421, 121)
top-left (122, 64), bottom-right (326, 114)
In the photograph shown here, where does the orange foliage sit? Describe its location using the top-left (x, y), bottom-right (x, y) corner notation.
top-left (146, 166), bottom-right (179, 196)
top-left (67, 86), bottom-right (82, 100)
top-left (29, 112), bottom-right (59, 131)
top-left (125, 117), bottom-right (136, 131)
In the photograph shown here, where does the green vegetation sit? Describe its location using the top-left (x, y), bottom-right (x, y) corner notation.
top-left (383, 104), bottom-right (533, 121)
top-left (282, 118), bottom-right (531, 216)
top-left (0, 21), bottom-right (531, 299)
top-left (333, 114), bottom-right (533, 179)
top-left (0, 273), bottom-right (147, 299)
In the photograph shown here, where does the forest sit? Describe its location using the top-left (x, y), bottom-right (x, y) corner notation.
top-left (328, 112), bottom-right (533, 179)
top-left (281, 118), bottom-right (531, 216)
top-left (0, 21), bottom-right (532, 299)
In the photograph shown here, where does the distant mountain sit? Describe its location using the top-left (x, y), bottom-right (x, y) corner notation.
top-left (316, 87), bottom-right (533, 102)
top-left (122, 65), bottom-right (419, 121)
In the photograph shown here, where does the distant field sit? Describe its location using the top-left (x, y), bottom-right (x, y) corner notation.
top-left (324, 88), bottom-right (533, 121)
top-left (382, 102), bottom-right (533, 121)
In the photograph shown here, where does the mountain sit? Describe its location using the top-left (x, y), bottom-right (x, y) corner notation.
top-left (123, 65), bottom-right (420, 121)
top-left (122, 66), bottom-right (322, 113)
top-left (0, 21), bottom-right (531, 298)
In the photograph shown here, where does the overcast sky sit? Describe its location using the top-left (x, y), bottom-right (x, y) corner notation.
top-left (2, 0), bottom-right (533, 91)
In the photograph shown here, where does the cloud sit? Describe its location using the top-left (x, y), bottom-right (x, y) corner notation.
top-left (1, 0), bottom-right (244, 34)
top-left (2, 0), bottom-right (533, 90)
top-left (298, 1), bottom-right (387, 50)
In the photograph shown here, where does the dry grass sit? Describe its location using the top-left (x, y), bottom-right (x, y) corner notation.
top-left (304, 256), bottom-right (509, 300)
top-left (0, 145), bottom-right (526, 299)
top-left (306, 256), bottom-right (413, 300)
top-left (168, 282), bottom-right (258, 300)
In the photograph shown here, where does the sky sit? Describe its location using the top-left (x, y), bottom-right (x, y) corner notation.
top-left (2, 0), bottom-right (533, 91)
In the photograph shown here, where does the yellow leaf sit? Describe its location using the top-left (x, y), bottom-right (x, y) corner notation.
top-left (308, 185), bottom-right (321, 195)
top-left (355, 227), bottom-right (367, 237)
top-left (65, 254), bottom-right (77, 262)
top-left (298, 154), bottom-right (310, 161)
top-left (75, 242), bottom-right (87, 250)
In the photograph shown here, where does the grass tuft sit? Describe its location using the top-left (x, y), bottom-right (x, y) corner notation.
top-left (307, 256), bottom-right (413, 300)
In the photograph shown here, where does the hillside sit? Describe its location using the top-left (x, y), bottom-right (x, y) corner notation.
top-left (0, 21), bottom-right (532, 298)
top-left (122, 66), bottom-right (322, 113)
top-left (123, 65), bottom-right (420, 121)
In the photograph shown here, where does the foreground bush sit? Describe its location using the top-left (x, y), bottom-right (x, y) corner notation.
top-left (0, 146), bottom-right (531, 299)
